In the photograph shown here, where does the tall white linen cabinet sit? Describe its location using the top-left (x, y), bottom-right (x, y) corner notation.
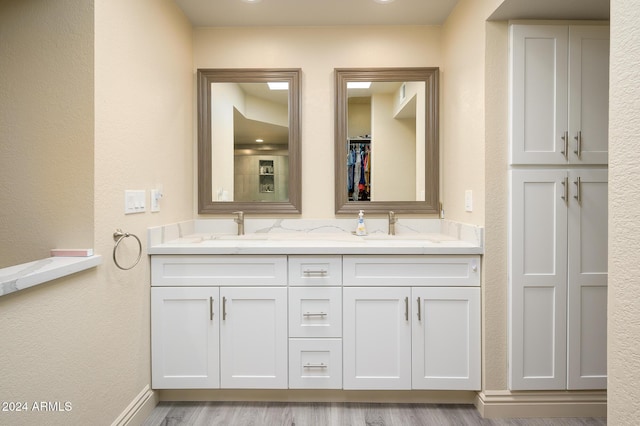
top-left (508, 23), bottom-right (609, 391)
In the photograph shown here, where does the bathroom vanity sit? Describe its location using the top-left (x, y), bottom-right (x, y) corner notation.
top-left (148, 219), bottom-right (483, 393)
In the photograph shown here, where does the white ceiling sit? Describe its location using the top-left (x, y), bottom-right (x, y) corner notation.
top-left (174, 0), bottom-right (459, 27)
top-left (174, 0), bottom-right (609, 28)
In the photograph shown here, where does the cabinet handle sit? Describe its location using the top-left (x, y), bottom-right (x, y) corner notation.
top-left (417, 297), bottom-right (422, 322)
top-left (210, 297), bottom-right (214, 321)
top-left (303, 363), bottom-right (327, 368)
top-left (561, 131), bottom-right (569, 159)
top-left (404, 297), bottom-right (409, 321)
top-left (573, 131), bottom-right (582, 159)
top-left (303, 268), bottom-right (328, 276)
top-left (561, 176), bottom-right (569, 204)
top-left (222, 297), bottom-right (227, 320)
top-left (573, 176), bottom-right (582, 204)
top-left (303, 312), bottom-right (327, 317)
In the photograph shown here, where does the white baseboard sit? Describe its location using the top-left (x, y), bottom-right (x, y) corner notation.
top-left (112, 385), bottom-right (159, 426)
top-left (475, 390), bottom-right (607, 418)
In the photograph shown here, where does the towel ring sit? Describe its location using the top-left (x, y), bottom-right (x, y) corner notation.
top-left (113, 229), bottom-right (142, 270)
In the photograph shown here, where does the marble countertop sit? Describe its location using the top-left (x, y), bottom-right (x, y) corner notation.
top-left (0, 255), bottom-right (102, 297)
top-left (148, 219), bottom-right (483, 255)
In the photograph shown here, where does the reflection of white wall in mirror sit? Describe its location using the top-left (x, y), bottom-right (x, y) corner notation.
top-left (371, 92), bottom-right (416, 201)
top-left (211, 83), bottom-right (243, 201)
top-left (245, 95), bottom-right (288, 128)
top-left (393, 81), bottom-right (426, 201)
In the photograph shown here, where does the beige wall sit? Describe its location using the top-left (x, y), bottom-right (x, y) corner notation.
top-left (482, 20), bottom-right (510, 391)
top-left (0, 1), bottom-right (194, 425)
top-left (442, 0), bottom-right (508, 391)
top-left (441, 0), bottom-right (492, 226)
top-left (608, 0), bottom-right (640, 422)
top-left (0, 0), bottom-right (94, 268)
top-left (193, 25), bottom-right (442, 218)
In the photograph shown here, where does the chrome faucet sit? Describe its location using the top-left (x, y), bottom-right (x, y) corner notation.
top-left (233, 211), bottom-right (244, 235)
top-left (388, 211), bottom-right (398, 235)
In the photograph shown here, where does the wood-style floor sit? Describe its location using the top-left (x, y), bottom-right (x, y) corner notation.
top-left (142, 402), bottom-right (606, 426)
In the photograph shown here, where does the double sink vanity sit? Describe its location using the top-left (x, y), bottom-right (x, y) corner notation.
top-left (149, 66), bottom-right (483, 395)
top-left (148, 218), bottom-right (483, 393)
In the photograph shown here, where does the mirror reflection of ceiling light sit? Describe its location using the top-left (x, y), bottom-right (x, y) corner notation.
top-left (373, 0), bottom-right (395, 3)
top-left (347, 82), bottom-right (372, 89)
top-left (241, 0), bottom-right (262, 3)
top-left (267, 82), bottom-right (288, 90)
top-left (256, 139), bottom-right (264, 143)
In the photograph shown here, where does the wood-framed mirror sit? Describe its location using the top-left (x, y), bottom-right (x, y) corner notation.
top-left (335, 68), bottom-right (439, 214)
top-left (198, 68), bottom-right (301, 214)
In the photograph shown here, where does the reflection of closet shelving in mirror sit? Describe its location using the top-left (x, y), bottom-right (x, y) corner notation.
top-left (259, 160), bottom-right (275, 193)
top-left (347, 137), bottom-right (371, 202)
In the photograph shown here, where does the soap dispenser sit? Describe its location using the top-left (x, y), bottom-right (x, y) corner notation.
top-left (356, 210), bottom-right (367, 236)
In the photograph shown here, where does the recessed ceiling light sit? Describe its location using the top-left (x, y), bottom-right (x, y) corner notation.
top-left (373, 0), bottom-right (395, 3)
top-left (267, 82), bottom-right (288, 90)
top-left (347, 82), bottom-right (372, 89)
top-left (256, 139), bottom-right (264, 143)
top-left (241, 0), bottom-right (262, 3)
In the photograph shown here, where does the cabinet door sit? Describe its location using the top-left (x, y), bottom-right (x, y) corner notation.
top-left (509, 170), bottom-right (568, 390)
top-left (510, 25), bottom-right (568, 164)
top-left (412, 287), bottom-right (480, 390)
top-left (220, 287), bottom-right (287, 389)
top-left (568, 26), bottom-right (609, 165)
top-left (567, 170), bottom-right (608, 389)
top-left (343, 287), bottom-right (411, 390)
top-left (151, 287), bottom-right (219, 389)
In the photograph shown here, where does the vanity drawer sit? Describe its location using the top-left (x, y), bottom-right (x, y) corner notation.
top-left (151, 255), bottom-right (287, 286)
top-left (289, 287), bottom-right (342, 338)
top-left (288, 255), bottom-right (342, 286)
top-left (289, 338), bottom-right (342, 389)
top-left (342, 255), bottom-right (480, 286)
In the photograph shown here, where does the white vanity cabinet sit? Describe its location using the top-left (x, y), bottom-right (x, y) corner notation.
top-left (150, 252), bottom-right (481, 392)
top-left (343, 286), bottom-right (412, 390)
top-left (151, 286), bottom-right (220, 389)
top-left (342, 255), bottom-right (481, 391)
top-left (219, 286), bottom-right (288, 389)
top-left (412, 287), bottom-right (481, 390)
top-left (150, 255), bottom-right (288, 389)
top-left (510, 24), bottom-right (609, 165)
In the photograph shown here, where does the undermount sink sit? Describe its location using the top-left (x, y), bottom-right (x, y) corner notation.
top-left (362, 233), bottom-right (451, 242)
top-left (215, 233), bottom-right (361, 242)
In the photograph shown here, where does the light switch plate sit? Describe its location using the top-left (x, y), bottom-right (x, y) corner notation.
top-left (150, 189), bottom-right (161, 213)
top-left (125, 190), bottom-right (146, 214)
top-left (465, 190), bottom-right (473, 212)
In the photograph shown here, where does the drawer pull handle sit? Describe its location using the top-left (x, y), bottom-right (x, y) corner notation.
top-left (303, 363), bottom-right (327, 368)
top-left (303, 269), bottom-right (328, 276)
top-left (303, 312), bottom-right (327, 317)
